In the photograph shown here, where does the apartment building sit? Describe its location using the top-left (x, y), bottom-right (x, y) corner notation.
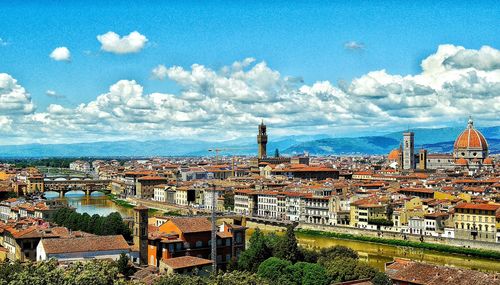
top-left (453, 203), bottom-right (500, 243)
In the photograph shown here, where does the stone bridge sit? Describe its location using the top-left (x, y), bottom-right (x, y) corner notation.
top-left (43, 179), bottom-right (111, 197)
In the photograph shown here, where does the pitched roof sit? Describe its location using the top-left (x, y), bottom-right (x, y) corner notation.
top-left (455, 203), bottom-right (500, 211)
top-left (161, 256), bottom-right (213, 269)
top-left (386, 259), bottom-right (500, 285)
top-left (41, 235), bottom-right (129, 254)
top-left (169, 217), bottom-right (212, 233)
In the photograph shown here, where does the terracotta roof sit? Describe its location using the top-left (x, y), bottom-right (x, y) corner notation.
top-left (456, 158), bottom-right (468, 165)
top-left (41, 235), bottom-right (129, 254)
top-left (455, 203), bottom-right (500, 211)
top-left (138, 176), bottom-right (169, 181)
top-left (388, 149), bottom-right (400, 160)
top-left (169, 217), bottom-right (212, 233)
top-left (161, 256), bottom-right (213, 269)
top-left (399, 188), bottom-right (435, 194)
top-left (386, 258), bottom-right (500, 285)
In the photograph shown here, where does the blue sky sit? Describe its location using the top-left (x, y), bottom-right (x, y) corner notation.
top-left (0, 1), bottom-right (499, 144)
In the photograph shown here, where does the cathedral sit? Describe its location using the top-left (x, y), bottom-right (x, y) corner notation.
top-left (388, 117), bottom-right (494, 171)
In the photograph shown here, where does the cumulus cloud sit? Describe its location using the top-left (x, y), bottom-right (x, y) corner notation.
top-left (97, 31), bottom-right (148, 54)
top-left (1, 44), bottom-right (499, 143)
top-left (49, 47), bottom-right (71, 61)
top-left (344, 41), bottom-right (364, 50)
top-left (0, 73), bottom-right (35, 115)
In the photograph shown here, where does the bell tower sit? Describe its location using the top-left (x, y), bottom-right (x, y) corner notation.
top-left (257, 120), bottom-right (268, 159)
top-left (403, 131), bottom-right (415, 170)
top-left (133, 205), bottom-right (149, 266)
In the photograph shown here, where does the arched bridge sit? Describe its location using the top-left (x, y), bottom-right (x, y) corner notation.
top-left (43, 179), bottom-right (111, 197)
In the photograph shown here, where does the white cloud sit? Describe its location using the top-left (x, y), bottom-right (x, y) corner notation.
top-left (1, 44), bottom-right (499, 144)
top-left (46, 90), bottom-right (65, 98)
top-left (344, 41), bottom-right (364, 50)
top-left (49, 47), bottom-right (71, 61)
top-left (97, 31), bottom-right (148, 54)
top-left (0, 73), bottom-right (35, 115)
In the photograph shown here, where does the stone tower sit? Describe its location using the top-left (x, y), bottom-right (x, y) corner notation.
top-left (403, 132), bottom-right (415, 170)
top-left (133, 205), bottom-right (148, 266)
top-left (257, 121), bottom-right (268, 159)
top-left (419, 149), bottom-right (427, 170)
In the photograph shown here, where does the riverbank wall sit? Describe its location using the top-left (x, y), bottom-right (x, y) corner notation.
top-left (297, 223), bottom-right (500, 252)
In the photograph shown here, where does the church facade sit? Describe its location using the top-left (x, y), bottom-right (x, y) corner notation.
top-left (388, 118), bottom-right (494, 171)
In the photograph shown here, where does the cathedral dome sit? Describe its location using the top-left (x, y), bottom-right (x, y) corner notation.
top-left (454, 118), bottom-right (488, 152)
top-left (388, 149), bottom-right (400, 161)
top-left (483, 157), bottom-right (494, 165)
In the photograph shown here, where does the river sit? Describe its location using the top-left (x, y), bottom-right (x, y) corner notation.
top-left (44, 193), bottom-right (499, 272)
top-left (247, 227), bottom-right (500, 273)
top-left (44, 191), bottom-right (133, 217)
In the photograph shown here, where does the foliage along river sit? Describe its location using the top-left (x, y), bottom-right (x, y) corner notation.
top-left (246, 228), bottom-right (500, 273)
top-left (45, 192), bottom-right (499, 273)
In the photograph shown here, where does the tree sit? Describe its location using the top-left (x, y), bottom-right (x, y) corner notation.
top-left (299, 248), bottom-right (319, 263)
top-left (155, 274), bottom-right (207, 285)
top-left (274, 149), bottom-right (280, 158)
top-left (257, 257), bottom-right (292, 282)
top-left (275, 225), bottom-right (302, 263)
top-left (88, 214), bottom-right (101, 234)
top-left (223, 192), bottom-right (234, 210)
top-left (116, 253), bottom-right (134, 278)
top-left (78, 213), bottom-right (91, 232)
top-left (323, 258), bottom-right (377, 283)
top-left (317, 245), bottom-right (358, 265)
top-left (372, 272), bottom-right (392, 285)
top-left (237, 229), bottom-right (272, 272)
top-left (211, 271), bottom-right (271, 285)
top-left (288, 262), bottom-right (329, 285)
top-left (0, 259), bottom-right (122, 285)
top-left (353, 261), bottom-right (377, 280)
top-left (323, 257), bottom-right (359, 283)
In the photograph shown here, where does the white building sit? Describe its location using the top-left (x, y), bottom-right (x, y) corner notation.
top-left (234, 190), bottom-right (256, 216)
top-left (203, 189), bottom-right (220, 210)
top-left (257, 191), bottom-right (278, 218)
top-left (69, 160), bottom-right (91, 172)
top-left (301, 195), bottom-right (331, 225)
top-left (408, 216), bottom-right (425, 235)
top-left (153, 185), bottom-right (168, 202)
top-left (284, 192), bottom-right (303, 222)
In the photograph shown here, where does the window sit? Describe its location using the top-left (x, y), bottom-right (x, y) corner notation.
top-left (196, 241), bottom-right (203, 248)
top-left (226, 239), bottom-right (231, 246)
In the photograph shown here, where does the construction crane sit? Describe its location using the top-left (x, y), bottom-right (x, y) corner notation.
top-left (208, 147), bottom-right (250, 162)
top-left (208, 147), bottom-right (251, 176)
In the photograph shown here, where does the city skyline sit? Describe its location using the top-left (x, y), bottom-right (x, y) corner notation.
top-left (0, 1), bottom-right (499, 145)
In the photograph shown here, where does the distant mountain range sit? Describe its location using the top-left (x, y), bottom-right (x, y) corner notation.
top-left (285, 126), bottom-right (500, 156)
top-left (0, 126), bottom-right (498, 157)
